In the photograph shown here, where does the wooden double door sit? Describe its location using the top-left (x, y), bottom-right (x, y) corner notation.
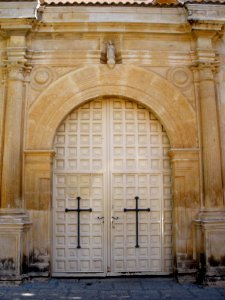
top-left (52, 98), bottom-right (173, 276)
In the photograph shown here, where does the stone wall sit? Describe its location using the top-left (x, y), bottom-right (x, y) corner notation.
top-left (0, 2), bottom-right (224, 283)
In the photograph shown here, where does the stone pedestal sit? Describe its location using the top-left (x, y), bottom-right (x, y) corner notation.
top-left (194, 211), bottom-right (225, 284)
top-left (0, 209), bottom-right (31, 281)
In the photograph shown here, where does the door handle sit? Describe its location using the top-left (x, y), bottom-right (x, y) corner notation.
top-left (112, 216), bottom-right (119, 221)
top-left (97, 216), bottom-right (104, 223)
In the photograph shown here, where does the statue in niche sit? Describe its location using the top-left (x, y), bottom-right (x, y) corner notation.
top-left (107, 41), bottom-right (116, 69)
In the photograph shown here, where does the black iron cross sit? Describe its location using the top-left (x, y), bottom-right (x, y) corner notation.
top-left (124, 196), bottom-right (150, 248)
top-left (65, 196), bottom-right (92, 248)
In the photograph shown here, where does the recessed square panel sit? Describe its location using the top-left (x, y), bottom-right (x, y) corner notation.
top-left (114, 135), bottom-right (123, 145)
top-left (56, 260), bottom-right (65, 271)
top-left (68, 135), bottom-right (77, 145)
top-left (113, 101), bottom-right (122, 109)
top-left (114, 147), bottom-right (123, 157)
top-left (138, 159), bottom-right (148, 170)
top-left (68, 159), bottom-right (77, 169)
top-left (138, 147), bottom-right (148, 157)
top-left (56, 248), bottom-right (65, 257)
top-left (80, 135), bottom-right (89, 145)
top-left (92, 123), bottom-right (102, 132)
top-left (126, 135), bottom-right (135, 145)
top-left (69, 112), bottom-right (77, 120)
top-left (80, 111), bottom-right (90, 120)
top-left (114, 159), bottom-right (123, 169)
top-left (56, 147), bottom-right (65, 156)
top-left (150, 123), bottom-right (159, 132)
top-left (56, 160), bottom-right (65, 169)
top-left (80, 147), bottom-right (89, 157)
top-left (68, 122), bottom-right (77, 132)
top-left (125, 101), bottom-right (134, 109)
top-left (56, 175), bottom-right (66, 185)
top-left (138, 123), bottom-right (147, 132)
top-left (150, 135), bottom-right (159, 144)
top-left (137, 111), bottom-right (146, 120)
top-left (93, 147), bottom-right (102, 157)
top-left (151, 147), bottom-right (161, 156)
top-left (151, 159), bottom-right (161, 169)
top-left (114, 123), bottom-right (123, 132)
top-left (126, 159), bottom-right (136, 170)
top-left (93, 101), bottom-right (102, 109)
top-left (56, 135), bottom-right (65, 144)
top-left (138, 135), bottom-right (147, 145)
top-left (92, 159), bottom-right (103, 170)
top-left (56, 236), bottom-right (65, 245)
top-left (113, 111), bottom-right (122, 120)
top-left (126, 175), bottom-right (135, 185)
top-left (93, 111), bottom-right (102, 120)
top-left (68, 147), bottom-right (77, 156)
top-left (57, 124), bottom-right (65, 132)
top-left (80, 123), bottom-right (90, 132)
top-left (125, 111), bottom-right (135, 120)
top-left (126, 123), bottom-right (135, 132)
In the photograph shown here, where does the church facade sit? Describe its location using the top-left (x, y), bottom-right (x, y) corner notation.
top-left (0, 0), bottom-right (225, 283)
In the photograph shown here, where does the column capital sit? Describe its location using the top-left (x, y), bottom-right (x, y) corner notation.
top-left (3, 34), bottom-right (33, 80)
top-left (168, 148), bottom-right (200, 161)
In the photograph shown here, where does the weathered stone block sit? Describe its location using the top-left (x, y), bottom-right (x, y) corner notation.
top-left (0, 209), bottom-right (31, 281)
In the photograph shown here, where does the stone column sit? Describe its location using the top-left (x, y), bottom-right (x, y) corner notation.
top-left (198, 64), bottom-right (224, 210)
top-left (195, 28), bottom-right (224, 212)
top-left (0, 60), bottom-right (7, 206)
top-left (193, 24), bottom-right (225, 282)
top-left (1, 33), bottom-right (28, 208)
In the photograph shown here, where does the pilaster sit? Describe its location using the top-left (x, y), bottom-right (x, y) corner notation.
top-left (190, 17), bottom-right (225, 283)
top-left (1, 26), bottom-right (32, 209)
top-left (169, 148), bottom-right (200, 282)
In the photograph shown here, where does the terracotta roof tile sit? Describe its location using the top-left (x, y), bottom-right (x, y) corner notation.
top-left (40, 0), bottom-right (180, 5)
top-left (185, 0), bottom-right (225, 2)
top-left (40, 0), bottom-right (225, 5)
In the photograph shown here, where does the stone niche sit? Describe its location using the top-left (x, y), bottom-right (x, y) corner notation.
top-left (0, 209), bottom-right (31, 281)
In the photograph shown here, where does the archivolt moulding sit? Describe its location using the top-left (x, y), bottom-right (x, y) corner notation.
top-left (26, 64), bottom-right (198, 150)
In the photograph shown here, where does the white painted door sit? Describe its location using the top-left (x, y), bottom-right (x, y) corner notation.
top-left (109, 100), bottom-right (172, 274)
top-left (52, 99), bottom-right (173, 276)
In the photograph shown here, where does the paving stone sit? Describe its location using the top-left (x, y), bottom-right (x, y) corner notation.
top-left (0, 278), bottom-right (225, 300)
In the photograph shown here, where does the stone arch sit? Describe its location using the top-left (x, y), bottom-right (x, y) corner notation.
top-left (26, 64), bottom-right (198, 150)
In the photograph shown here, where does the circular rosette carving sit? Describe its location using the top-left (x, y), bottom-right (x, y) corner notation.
top-left (30, 67), bottom-right (54, 90)
top-left (167, 67), bottom-right (192, 89)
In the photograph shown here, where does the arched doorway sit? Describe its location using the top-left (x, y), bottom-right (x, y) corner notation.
top-left (52, 97), bottom-right (173, 276)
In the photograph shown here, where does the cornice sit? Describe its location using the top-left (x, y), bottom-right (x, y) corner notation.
top-left (185, 4), bottom-right (225, 23)
top-left (0, 2), bottom-right (37, 19)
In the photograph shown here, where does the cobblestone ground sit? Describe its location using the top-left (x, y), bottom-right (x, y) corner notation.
top-left (0, 277), bottom-right (225, 300)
